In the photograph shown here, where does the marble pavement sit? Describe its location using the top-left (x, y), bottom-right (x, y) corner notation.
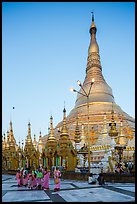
top-left (2, 174), bottom-right (135, 202)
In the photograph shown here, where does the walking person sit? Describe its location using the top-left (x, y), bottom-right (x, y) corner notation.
top-left (19, 167), bottom-right (24, 186)
top-left (54, 166), bottom-right (61, 191)
top-left (42, 167), bottom-right (50, 190)
top-left (32, 168), bottom-right (37, 188)
top-left (36, 168), bottom-right (43, 190)
top-left (22, 169), bottom-right (28, 186)
top-left (16, 169), bottom-right (21, 187)
top-left (28, 171), bottom-right (33, 190)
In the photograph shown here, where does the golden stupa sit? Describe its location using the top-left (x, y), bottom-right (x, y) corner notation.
top-left (43, 14), bottom-right (135, 162)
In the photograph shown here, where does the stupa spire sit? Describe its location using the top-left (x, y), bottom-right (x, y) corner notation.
top-left (33, 134), bottom-right (37, 149)
top-left (9, 120), bottom-right (16, 146)
top-left (38, 131), bottom-right (43, 153)
top-left (27, 121), bottom-right (32, 144)
top-left (61, 106), bottom-right (68, 134)
top-left (88, 12), bottom-right (99, 56)
top-left (48, 115), bottom-right (56, 141)
top-left (75, 13), bottom-right (114, 107)
top-left (39, 131), bottom-right (42, 145)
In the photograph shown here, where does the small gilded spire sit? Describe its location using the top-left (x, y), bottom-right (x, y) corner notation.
top-left (9, 120), bottom-right (16, 145)
top-left (59, 107), bottom-right (70, 151)
top-left (39, 131), bottom-right (42, 144)
top-left (50, 115), bottom-right (53, 129)
top-left (38, 131), bottom-right (43, 153)
top-left (27, 121), bottom-right (32, 144)
top-left (61, 106), bottom-right (68, 134)
top-left (33, 134), bottom-right (37, 149)
top-left (48, 115), bottom-right (56, 141)
top-left (28, 121), bottom-right (31, 135)
top-left (63, 107), bottom-right (66, 119)
top-left (74, 115), bottom-right (81, 144)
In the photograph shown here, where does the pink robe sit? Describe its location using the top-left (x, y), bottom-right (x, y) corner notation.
top-left (32, 175), bottom-right (37, 187)
top-left (16, 172), bottom-right (21, 186)
top-left (42, 171), bottom-right (50, 189)
top-left (22, 175), bottom-right (28, 186)
top-left (28, 174), bottom-right (33, 188)
top-left (37, 178), bottom-right (42, 186)
top-left (54, 170), bottom-right (61, 190)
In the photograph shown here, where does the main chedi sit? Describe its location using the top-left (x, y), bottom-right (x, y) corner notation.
top-left (53, 13), bottom-right (135, 162)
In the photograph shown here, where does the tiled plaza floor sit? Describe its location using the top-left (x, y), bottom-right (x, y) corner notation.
top-left (2, 174), bottom-right (135, 202)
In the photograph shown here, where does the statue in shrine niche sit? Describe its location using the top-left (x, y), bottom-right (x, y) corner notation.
top-left (108, 150), bottom-right (118, 172)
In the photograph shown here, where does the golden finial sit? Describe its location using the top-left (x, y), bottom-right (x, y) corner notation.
top-left (90, 10), bottom-right (96, 31)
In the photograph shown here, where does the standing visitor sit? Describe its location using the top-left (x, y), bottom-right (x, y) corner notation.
top-left (22, 169), bottom-right (28, 186)
top-left (42, 167), bottom-right (50, 190)
top-left (16, 169), bottom-right (21, 186)
top-left (28, 171), bottom-right (33, 190)
top-left (32, 168), bottom-right (37, 188)
top-left (19, 167), bottom-right (24, 186)
top-left (97, 173), bottom-right (105, 185)
top-left (54, 167), bottom-right (61, 191)
top-left (36, 168), bottom-right (43, 190)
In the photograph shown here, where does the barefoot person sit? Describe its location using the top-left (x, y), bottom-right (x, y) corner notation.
top-left (54, 167), bottom-right (61, 191)
top-left (42, 167), bottom-right (50, 190)
top-left (16, 169), bottom-right (21, 186)
top-left (36, 168), bottom-right (43, 190)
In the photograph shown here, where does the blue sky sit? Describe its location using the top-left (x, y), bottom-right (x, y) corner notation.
top-left (2, 2), bottom-right (135, 145)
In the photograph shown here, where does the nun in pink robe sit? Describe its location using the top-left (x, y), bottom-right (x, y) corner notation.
top-left (28, 173), bottom-right (33, 189)
top-left (32, 172), bottom-right (37, 188)
top-left (42, 167), bottom-right (50, 190)
top-left (54, 167), bottom-right (61, 191)
top-left (22, 170), bottom-right (28, 186)
top-left (16, 169), bottom-right (21, 186)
